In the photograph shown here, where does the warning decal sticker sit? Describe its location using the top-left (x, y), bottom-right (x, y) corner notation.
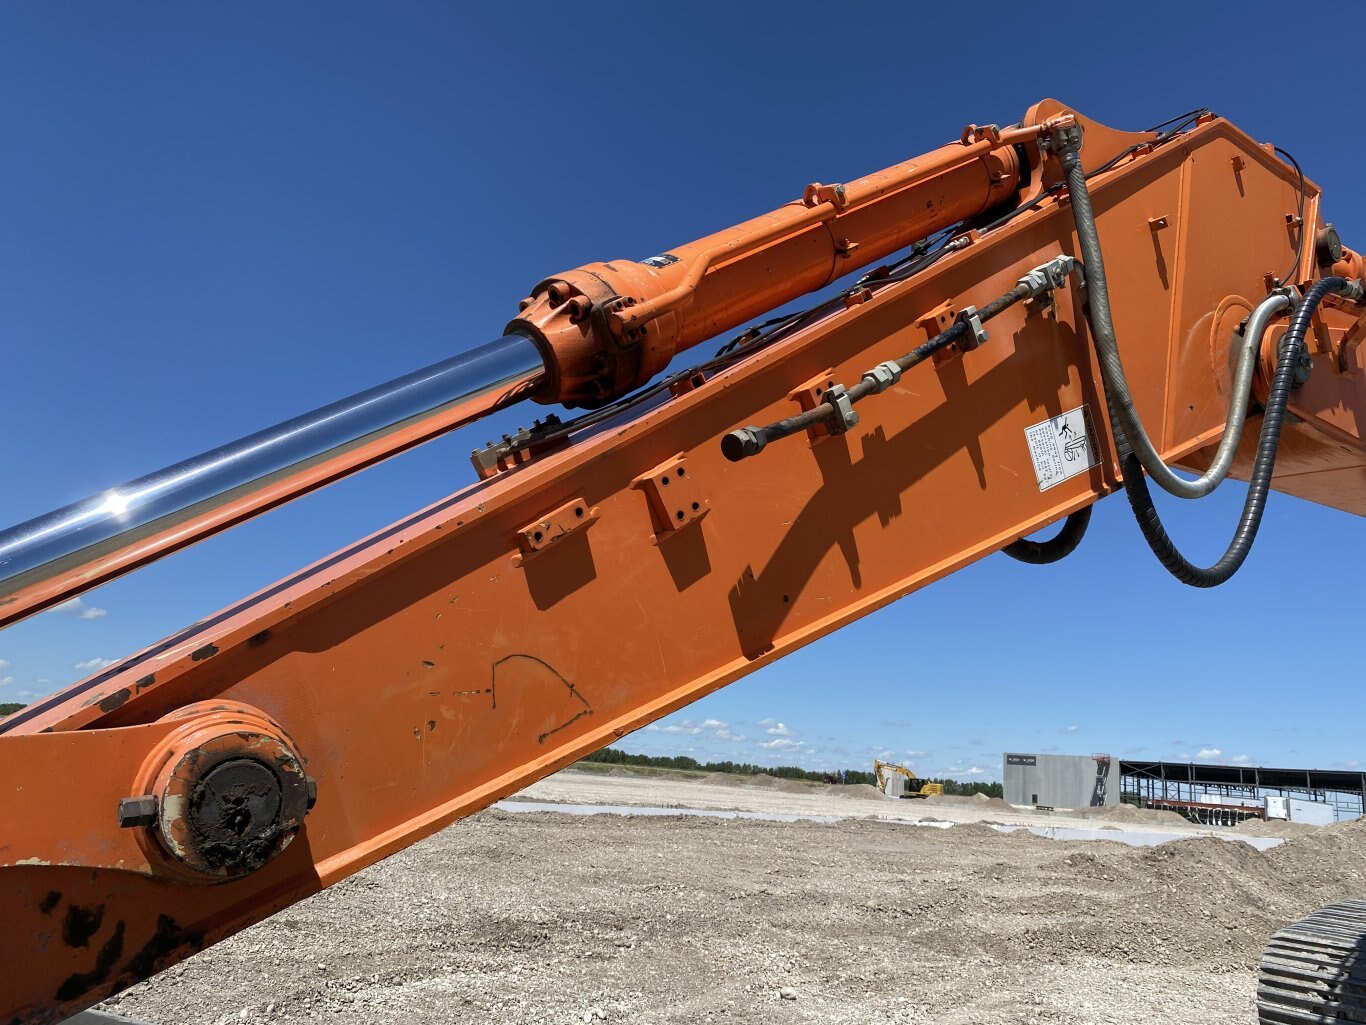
top-left (1023, 404), bottom-right (1099, 491)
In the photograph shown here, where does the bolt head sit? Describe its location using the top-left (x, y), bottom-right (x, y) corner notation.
top-left (118, 794), bottom-right (158, 828)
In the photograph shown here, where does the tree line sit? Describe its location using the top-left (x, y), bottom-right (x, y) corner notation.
top-left (0, 704), bottom-right (1002, 798)
top-left (581, 746), bottom-right (1003, 797)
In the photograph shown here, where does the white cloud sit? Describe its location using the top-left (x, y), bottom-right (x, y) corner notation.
top-left (964, 766), bottom-right (987, 776)
top-left (763, 721), bottom-right (798, 738)
top-left (759, 738), bottom-right (805, 751)
top-left (1196, 747), bottom-right (1222, 760)
top-left (53, 598), bottom-right (108, 621)
top-left (1230, 753), bottom-right (1252, 765)
top-left (0, 659), bottom-right (9, 672)
top-left (74, 657), bottom-right (117, 672)
top-left (715, 728), bottom-right (747, 742)
top-left (1061, 725), bottom-right (1079, 733)
top-left (701, 718), bottom-right (728, 729)
top-left (0, 676), bottom-right (12, 687)
top-left (646, 718), bottom-right (706, 735)
top-left (904, 750), bottom-right (927, 759)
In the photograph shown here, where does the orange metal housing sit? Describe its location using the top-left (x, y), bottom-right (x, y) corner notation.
top-left (0, 100), bottom-right (1363, 1024)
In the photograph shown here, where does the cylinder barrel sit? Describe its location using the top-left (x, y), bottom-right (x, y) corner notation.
top-left (0, 334), bottom-right (546, 626)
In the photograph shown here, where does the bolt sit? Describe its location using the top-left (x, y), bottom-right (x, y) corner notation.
top-left (118, 794), bottom-right (158, 828)
top-left (1294, 351), bottom-right (1313, 387)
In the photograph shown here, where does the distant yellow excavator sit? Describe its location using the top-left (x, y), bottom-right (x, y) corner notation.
top-left (873, 760), bottom-right (944, 799)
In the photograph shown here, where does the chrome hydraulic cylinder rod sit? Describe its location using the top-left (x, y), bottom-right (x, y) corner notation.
top-left (0, 333), bottom-right (546, 628)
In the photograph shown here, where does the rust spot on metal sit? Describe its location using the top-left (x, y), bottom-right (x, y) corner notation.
top-left (125, 914), bottom-right (204, 982)
top-left (98, 689), bottom-right (131, 713)
top-left (62, 903), bottom-right (106, 948)
top-left (39, 891), bottom-right (60, 915)
top-left (421, 660), bottom-right (436, 668)
top-left (427, 720), bottom-right (436, 732)
top-left (247, 630), bottom-right (271, 647)
top-left (56, 920), bottom-right (125, 1000)
top-left (135, 674), bottom-right (156, 691)
top-left (190, 644), bottom-right (219, 662)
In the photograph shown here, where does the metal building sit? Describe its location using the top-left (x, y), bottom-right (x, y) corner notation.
top-left (1002, 752), bottom-right (1120, 810)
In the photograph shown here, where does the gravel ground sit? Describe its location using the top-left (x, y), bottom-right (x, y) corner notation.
top-left (510, 771), bottom-right (1211, 836)
top-left (105, 771), bottom-right (1366, 1025)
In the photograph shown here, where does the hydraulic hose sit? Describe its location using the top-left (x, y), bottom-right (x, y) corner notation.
top-left (721, 273), bottom-right (1057, 462)
top-left (1116, 276), bottom-right (1349, 587)
top-left (1056, 125), bottom-right (1281, 500)
top-left (1002, 507), bottom-right (1093, 564)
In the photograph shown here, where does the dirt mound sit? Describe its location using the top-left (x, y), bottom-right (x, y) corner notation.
top-left (745, 773), bottom-right (810, 794)
top-left (819, 783), bottom-right (886, 802)
top-left (1234, 817), bottom-right (1321, 837)
top-left (699, 771), bottom-right (748, 787)
top-left (697, 771), bottom-right (809, 794)
top-left (1087, 803), bottom-right (1190, 827)
top-left (925, 793), bottom-right (1014, 813)
top-left (1267, 814), bottom-right (1366, 879)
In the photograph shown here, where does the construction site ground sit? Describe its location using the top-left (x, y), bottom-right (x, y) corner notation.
top-left (107, 766), bottom-right (1366, 1025)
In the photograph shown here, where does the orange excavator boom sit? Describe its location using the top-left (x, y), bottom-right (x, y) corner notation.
top-left (1, 99), bottom-right (1363, 1024)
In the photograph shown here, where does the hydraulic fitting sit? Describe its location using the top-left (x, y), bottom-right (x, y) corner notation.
top-left (860, 361), bottom-right (902, 394)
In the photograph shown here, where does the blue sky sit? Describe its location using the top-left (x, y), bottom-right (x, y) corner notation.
top-left (1, 3), bottom-right (1362, 782)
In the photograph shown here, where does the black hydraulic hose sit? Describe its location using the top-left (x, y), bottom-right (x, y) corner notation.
top-left (1116, 277), bottom-right (1347, 587)
top-left (1002, 506), bottom-right (1093, 565)
top-left (1059, 124), bottom-right (1223, 500)
top-left (721, 284), bottom-right (1031, 461)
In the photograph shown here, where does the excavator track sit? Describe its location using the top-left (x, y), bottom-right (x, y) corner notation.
top-left (1259, 901), bottom-right (1366, 1023)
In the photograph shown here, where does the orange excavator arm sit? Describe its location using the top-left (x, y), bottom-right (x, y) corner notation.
top-left (1, 99), bottom-right (1363, 1024)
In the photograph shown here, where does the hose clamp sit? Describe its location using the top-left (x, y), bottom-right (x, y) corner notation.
top-left (955, 306), bottom-right (989, 351)
top-left (1271, 284), bottom-right (1302, 313)
top-left (821, 384), bottom-right (859, 434)
top-left (1018, 255), bottom-right (1085, 298)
